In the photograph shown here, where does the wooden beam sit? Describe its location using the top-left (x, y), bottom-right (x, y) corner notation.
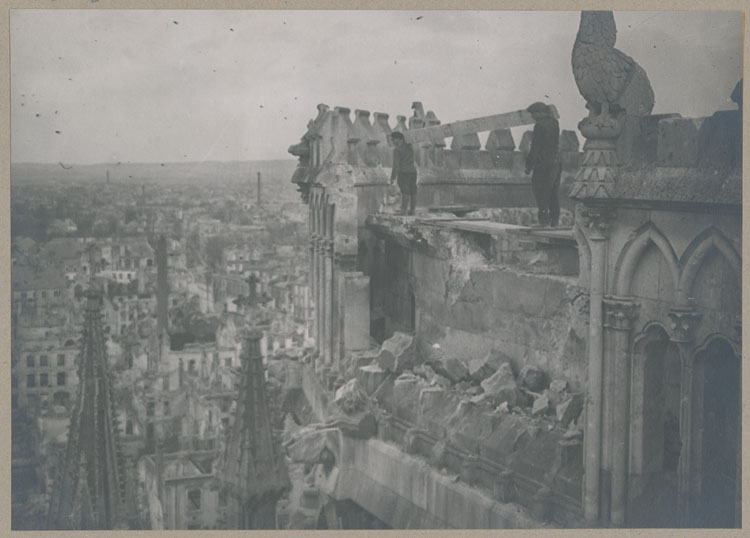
top-left (402, 105), bottom-right (559, 144)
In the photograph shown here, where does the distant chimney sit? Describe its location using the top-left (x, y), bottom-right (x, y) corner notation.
top-left (257, 172), bottom-right (262, 208)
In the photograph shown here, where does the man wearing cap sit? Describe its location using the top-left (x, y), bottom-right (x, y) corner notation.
top-left (524, 102), bottom-right (562, 227)
top-left (389, 131), bottom-right (418, 216)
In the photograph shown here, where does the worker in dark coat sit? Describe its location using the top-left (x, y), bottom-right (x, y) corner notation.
top-left (524, 102), bottom-right (562, 227)
top-left (390, 131), bottom-right (418, 215)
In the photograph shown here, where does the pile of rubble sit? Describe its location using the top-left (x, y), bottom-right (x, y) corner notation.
top-left (354, 332), bottom-right (584, 431)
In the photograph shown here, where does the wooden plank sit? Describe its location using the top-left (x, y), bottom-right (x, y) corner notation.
top-left (402, 105), bottom-right (559, 145)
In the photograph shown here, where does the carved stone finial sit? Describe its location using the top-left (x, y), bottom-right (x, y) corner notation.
top-left (569, 11), bottom-right (655, 200)
top-left (668, 307), bottom-right (703, 343)
top-left (602, 296), bottom-right (640, 330)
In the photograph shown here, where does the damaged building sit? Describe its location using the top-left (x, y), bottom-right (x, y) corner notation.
top-left (280, 10), bottom-right (741, 529)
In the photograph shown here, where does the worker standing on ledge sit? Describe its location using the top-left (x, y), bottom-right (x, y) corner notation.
top-left (390, 131), bottom-right (418, 216)
top-left (524, 102), bottom-right (562, 228)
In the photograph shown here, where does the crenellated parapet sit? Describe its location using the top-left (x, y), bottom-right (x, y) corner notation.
top-left (289, 101), bottom-right (582, 209)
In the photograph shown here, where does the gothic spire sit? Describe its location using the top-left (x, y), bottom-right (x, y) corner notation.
top-left (47, 288), bottom-right (127, 529)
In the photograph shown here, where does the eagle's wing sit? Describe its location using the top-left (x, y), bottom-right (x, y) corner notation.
top-left (573, 44), bottom-right (635, 105)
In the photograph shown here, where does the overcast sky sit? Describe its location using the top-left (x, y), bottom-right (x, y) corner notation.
top-left (10, 10), bottom-right (743, 164)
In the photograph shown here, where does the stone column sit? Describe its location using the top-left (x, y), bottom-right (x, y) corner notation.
top-left (581, 206), bottom-right (614, 523)
top-left (315, 235), bottom-right (324, 366)
top-left (323, 237), bottom-right (335, 366)
top-left (668, 306), bottom-right (702, 527)
top-left (309, 232), bottom-right (317, 349)
top-left (603, 296), bottom-right (640, 526)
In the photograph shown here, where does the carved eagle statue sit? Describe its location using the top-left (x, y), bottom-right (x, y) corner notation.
top-left (572, 11), bottom-right (655, 126)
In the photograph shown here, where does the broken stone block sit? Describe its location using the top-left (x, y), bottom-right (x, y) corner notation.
top-left (468, 349), bottom-right (513, 383)
top-left (377, 332), bottom-right (417, 373)
top-left (532, 392), bottom-right (550, 416)
top-left (356, 363), bottom-right (388, 396)
top-left (519, 365), bottom-right (546, 392)
top-left (333, 378), bottom-right (368, 414)
top-left (466, 385), bottom-right (483, 396)
top-left (435, 357), bottom-right (468, 383)
top-left (393, 373), bottom-right (425, 423)
top-left (413, 363), bottom-right (450, 387)
top-left (548, 379), bottom-right (568, 407)
top-left (481, 363), bottom-right (519, 407)
top-left (556, 392), bottom-right (584, 427)
top-left (423, 346), bottom-right (468, 383)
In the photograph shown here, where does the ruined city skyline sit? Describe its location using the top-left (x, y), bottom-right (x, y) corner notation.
top-left (10, 6), bottom-right (743, 531)
top-left (10, 10), bottom-right (742, 165)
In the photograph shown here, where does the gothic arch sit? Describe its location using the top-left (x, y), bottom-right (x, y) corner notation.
top-left (678, 228), bottom-right (741, 304)
top-left (628, 322), bottom-right (682, 526)
top-left (614, 222), bottom-right (680, 297)
top-left (688, 333), bottom-right (741, 527)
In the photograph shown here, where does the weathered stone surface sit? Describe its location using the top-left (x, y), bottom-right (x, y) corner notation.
top-left (468, 349), bottom-right (513, 382)
top-left (556, 392), bottom-right (584, 427)
top-left (348, 348), bottom-right (379, 376)
top-left (485, 129), bottom-right (515, 152)
top-left (466, 385), bottom-right (483, 396)
top-left (657, 117), bottom-right (703, 167)
top-left (356, 364), bottom-right (388, 396)
top-left (531, 393), bottom-right (550, 416)
top-left (519, 365), bottom-right (546, 392)
top-left (377, 332), bottom-right (418, 373)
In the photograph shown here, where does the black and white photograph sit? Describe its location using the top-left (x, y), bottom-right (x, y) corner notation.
top-left (9, 8), bottom-right (743, 530)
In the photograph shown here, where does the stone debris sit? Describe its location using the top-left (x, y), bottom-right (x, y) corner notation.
top-left (423, 346), bottom-right (469, 383)
top-left (519, 365), bottom-right (546, 392)
top-left (467, 349), bottom-right (513, 382)
top-left (480, 362), bottom-right (520, 407)
top-left (548, 379), bottom-right (568, 407)
top-left (334, 378), bottom-right (368, 414)
top-left (556, 392), bottom-right (584, 427)
top-left (356, 363), bottom-right (388, 396)
top-left (377, 332), bottom-right (418, 373)
top-left (531, 392), bottom-right (550, 416)
top-left (413, 363), bottom-right (451, 387)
